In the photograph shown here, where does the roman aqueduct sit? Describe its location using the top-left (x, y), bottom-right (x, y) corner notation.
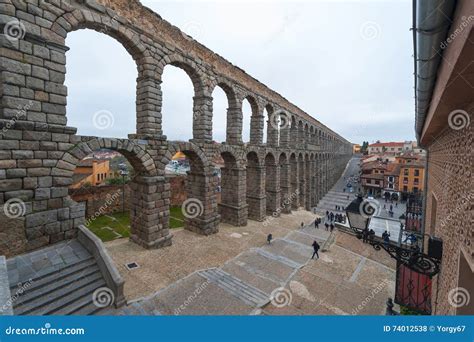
top-left (0, 0), bottom-right (352, 256)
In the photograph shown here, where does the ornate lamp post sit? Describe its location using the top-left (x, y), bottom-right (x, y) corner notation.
top-left (345, 195), bottom-right (442, 277)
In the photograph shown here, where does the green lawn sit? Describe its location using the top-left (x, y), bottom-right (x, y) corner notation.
top-left (86, 211), bottom-right (131, 242)
top-left (169, 206), bottom-right (185, 229)
top-left (86, 207), bottom-right (185, 242)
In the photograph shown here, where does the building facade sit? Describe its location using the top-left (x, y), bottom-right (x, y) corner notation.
top-left (414, 0), bottom-right (473, 315)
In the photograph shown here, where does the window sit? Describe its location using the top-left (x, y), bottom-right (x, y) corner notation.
top-left (404, 169), bottom-right (409, 176)
top-left (413, 187), bottom-right (418, 193)
top-left (414, 169), bottom-right (420, 177)
top-left (414, 178), bottom-right (419, 185)
top-left (403, 186), bottom-right (408, 192)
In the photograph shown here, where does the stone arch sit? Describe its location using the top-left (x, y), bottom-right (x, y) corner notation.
top-left (164, 141), bottom-right (210, 173)
top-left (218, 146), bottom-right (247, 226)
top-left (54, 137), bottom-right (172, 249)
top-left (157, 53), bottom-right (210, 141)
top-left (289, 152), bottom-right (299, 209)
top-left (290, 116), bottom-right (298, 148)
top-left (241, 94), bottom-right (261, 144)
top-left (264, 103), bottom-right (277, 146)
top-left (165, 141), bottom-right (219, 235)
top-left (210, 79), bottom-right (239, 143)
top-left (53, 9), bottom-right (148, 58)
top-left (53, 9), bottom-right (160, 136)
top-left (278, 152), bottom-right (291, 214)
top-left (55, 138), bottom-right (156, 179)
top-left (265, 152), bottom-right (280, 216)
top-left (246, 151), bottom-right (265, 221)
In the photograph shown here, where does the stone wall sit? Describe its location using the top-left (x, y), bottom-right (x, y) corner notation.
top-left (0, 0), bottom-right (353, 257)
top-left (69, 184), bottom-right (130, 219)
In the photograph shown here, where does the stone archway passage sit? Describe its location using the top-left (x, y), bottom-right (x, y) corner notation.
top-left (246, 151), bottom-right (265, 221)
top-left (0, 0), bottom-right (352, 256)
top-left (265, 153), bottom-right (280, 216)
top-left (165, 142), bottom-right (220, 236)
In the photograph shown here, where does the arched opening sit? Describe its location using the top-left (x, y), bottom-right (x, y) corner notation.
top-left (166, 146), bottom-right (217, 235)
top-left (219, 151), bottom-right (247, 226)
top-left (242, 96), bottom-right (258, 144)
top-left (246, 152), bottom-right (265, 221)
top-left (279, 153), bottom-right (291, 213)
top-left (290, 153), bottom-right (298, 209)
top-left (265, 153), bottom-right (280, 216)
top-left (262, 105), bottom-right (271, 144)
top-left (166, 151), bottom-right (190, 230)
top-left (161, 65), bottom-right (195, 141)
top-left (298, 153), bottom-right (305, 207)
top-left (290, 116), bottom-right (298, 147)
top-left (68, 148), bottom-right (141, 243)
top-left (211, 84), bottom-right (231, 143)
top-left (65, 30), bottom-right (137, 138)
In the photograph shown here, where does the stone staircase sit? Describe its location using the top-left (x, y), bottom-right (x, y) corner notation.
top-left (6, 240), bottom-right (109, 315)
top-left (199, 268), bottom-right (269, 307)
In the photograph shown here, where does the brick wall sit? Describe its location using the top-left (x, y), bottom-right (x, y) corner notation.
top-left (424, 121), bottom-right (473, 315)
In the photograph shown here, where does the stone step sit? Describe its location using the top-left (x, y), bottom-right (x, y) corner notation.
top-left (198, 268), bottom-right (269, 307)
top-left (16, 272), bottom-right (105, 315)
top-left (13, 263), bottom-right (100, 308)
top-left (10, 257), bottom-right (96, 297)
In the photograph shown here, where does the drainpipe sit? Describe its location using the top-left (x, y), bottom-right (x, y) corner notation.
top-left (413, 0), bottom-right (456, 143)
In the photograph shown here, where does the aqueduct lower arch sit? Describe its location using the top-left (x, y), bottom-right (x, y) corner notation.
top-left (0, 0), bottom-right (352, 256)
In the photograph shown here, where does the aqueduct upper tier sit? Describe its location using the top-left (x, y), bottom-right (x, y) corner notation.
top-left (0, 0), bottom-right (352, 256)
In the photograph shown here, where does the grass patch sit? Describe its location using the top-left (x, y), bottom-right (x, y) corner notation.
top-left (86, 211), bottom-right (130, 242)
top-left (86, 206), bottom-right (185, 242)
top-left (170, 205), bottom-right (185, 229)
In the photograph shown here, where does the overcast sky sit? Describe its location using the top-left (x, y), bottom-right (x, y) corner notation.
top-left (65, 0), bottom-right (415, 144)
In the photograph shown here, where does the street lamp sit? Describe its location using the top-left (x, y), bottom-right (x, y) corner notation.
top-left (345, 195), bottom-right (441, 277)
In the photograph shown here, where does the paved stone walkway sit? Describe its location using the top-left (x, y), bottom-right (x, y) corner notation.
top-left (103, 222), bottom-right (395, 315)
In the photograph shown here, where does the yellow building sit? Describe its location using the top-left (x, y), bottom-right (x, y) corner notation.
top-left (398, 160), bottom-right (425, 196)
top-left (353, 144), bottom-right (361, 154)
top-left (70, 159), bottom-right (112, 189)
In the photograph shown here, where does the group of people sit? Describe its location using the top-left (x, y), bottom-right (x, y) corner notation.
top-left (325, 210), bottom-right (346, 224)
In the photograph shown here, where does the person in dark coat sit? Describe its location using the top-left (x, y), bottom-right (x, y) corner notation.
top-left (330, 223), bottom-right (334, 232)
top-left (311, 240), bottom-right (320, 259)
top-left (325, 222), bottom-right (329, 231)
top-left (314, 219), bottom-right (319, 229)
top-left (267, 233), bottom-right (273, 245)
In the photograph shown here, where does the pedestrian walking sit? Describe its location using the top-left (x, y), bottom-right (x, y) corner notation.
top-left (314, 219), bottom-right (319, 229)
top-left (267, 233), bottom-right (273, 245)
top-left (301, 222), bottom-right (304, 229)
top-left (330, 223), bottom-right (334, 232)
top-left (311, 240), bottom-right (320, 259)
top-left (325, 222), bottom-right (329, 231)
